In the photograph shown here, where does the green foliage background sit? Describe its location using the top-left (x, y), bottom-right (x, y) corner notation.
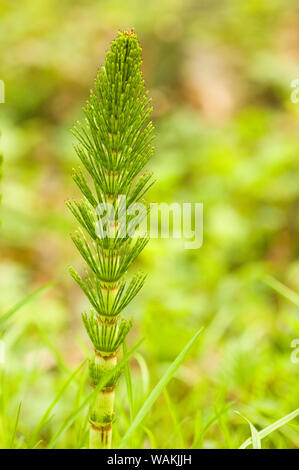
top-left (0, 0), bottom-right (299, 448)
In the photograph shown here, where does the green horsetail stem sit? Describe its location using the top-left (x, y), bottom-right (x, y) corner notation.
top-left (68, 30), bottom-right (154, 449)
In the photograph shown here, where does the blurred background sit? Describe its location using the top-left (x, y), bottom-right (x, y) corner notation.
top-left (1, 0), bottom-right (299, 448)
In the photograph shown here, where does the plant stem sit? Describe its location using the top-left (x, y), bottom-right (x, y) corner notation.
top-left (68, 30), bottom-right (154, 449)
top-left (90, 353), bottom-right (116, 449)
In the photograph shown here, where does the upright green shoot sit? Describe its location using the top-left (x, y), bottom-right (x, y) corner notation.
top-left (68, 30), bottom-right (154, 449)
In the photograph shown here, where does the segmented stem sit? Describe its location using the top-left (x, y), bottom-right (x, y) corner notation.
top-left (90, 352), bottom-right (116, 449)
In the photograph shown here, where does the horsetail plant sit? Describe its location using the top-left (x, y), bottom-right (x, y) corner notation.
top-left (68, 30), bottom-right (154, 449)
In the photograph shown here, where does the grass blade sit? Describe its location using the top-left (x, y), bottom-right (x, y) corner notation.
top-left (163, 388), bottom-right (185, 448)
top-left (142, 425), bottom-right (157, 449)
top-left (0, 282), bottom-right (54, 328)
top-left (235, 411), bottom-right (261, 449)
top-left (240, 408), bottom-right (299, 449)
top-left (264, 275), bottom-right (299, 308)
top-left (123, 340), bottom-right (134, 421)
top-left (134, 353), bottom-right (150, 397)
top-left (120, 327), bottom-right (203, 448)
top-left (29, 359), bottom-right (87, 448)
top-left (9, 402), bottom-right (22, 449)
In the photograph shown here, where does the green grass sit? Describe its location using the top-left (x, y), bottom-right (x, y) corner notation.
top-left (120, 327), bottom-right (203, 448)
top-left (1, 305), bottom-right (299, 448)
top-left (239, 408), bottom-right (299, 449)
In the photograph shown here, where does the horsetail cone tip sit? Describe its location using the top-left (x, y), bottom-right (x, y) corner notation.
top-left (68, 30), bottom-right (154, 449)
